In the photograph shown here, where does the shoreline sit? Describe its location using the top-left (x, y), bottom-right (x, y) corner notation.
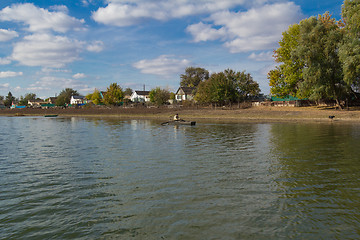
top-left (1, 106), bottom-right (360, 123)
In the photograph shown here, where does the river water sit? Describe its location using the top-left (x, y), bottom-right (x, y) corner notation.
top-left (1, 116), bottom-right (360, 239)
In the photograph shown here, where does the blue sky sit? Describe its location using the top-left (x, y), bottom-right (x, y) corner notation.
top-left (0, 0), bottom-right (343, 98)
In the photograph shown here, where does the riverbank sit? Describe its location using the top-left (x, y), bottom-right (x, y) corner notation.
top-left (2, 106), bottom-right (360, 123)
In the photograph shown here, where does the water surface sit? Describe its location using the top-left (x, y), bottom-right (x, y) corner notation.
top-left (1, 117), bottom-right (359, 239)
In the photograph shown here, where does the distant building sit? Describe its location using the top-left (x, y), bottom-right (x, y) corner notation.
top-left (28, 99), bottom-right (47, 108)
top-left (175, 87), bottom-right (196, 101)
top-left (130, 90), bottom-right (150, 102)
top-left (48, 97), bottom-right (57, 104)
top-left (70, 95), bottom-right (85, 105)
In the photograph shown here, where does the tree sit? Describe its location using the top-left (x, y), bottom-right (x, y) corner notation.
top-left (0, 96), bottom-right (3, 101)
top-left (103, 83), bottom-right (124, 105)
top-left (4, 92), bottom-right (15, 107)
top-left (56, 88), bottom-right (79, 106)
top-left (124, 87), bottom-right (133, 96)
top-left (294, 14), bottom-right (345, 105)
top-left (195, 69), bottom-right (260, 106)
top-left (269, 23), bottom-right (304, 97)
top-left (19, 93), bottom-right (36, 106)
top-left (339, 0), bottom-right (360, 94)
top-left (180, 67), bottom-right (209, 88)
top-left (149, 87), bottom-right (170, 106)
top-left (86, 89), bottom-right (103, 105)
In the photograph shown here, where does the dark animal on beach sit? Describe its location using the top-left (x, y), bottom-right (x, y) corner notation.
top-left (329, 115), bottom-right (335, 119)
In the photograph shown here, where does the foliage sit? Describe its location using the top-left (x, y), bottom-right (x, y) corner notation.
top-left (18, 93), bottom-right (37, 106)
top-left (149, 87), bottom-right (170, 106)
top-left (86, 89), bottom-right (103, 105)
top-left (270, 24), bottom-right (304, 97)
top-left (169, 92), bottom-right (175, 100)
top-left (103, 83), bottom-right (124, 105)
top-left (124, 87), bottom-right (133, 96)
top-left (339, 0), bottom-right (360, 92)
top-left (195, 69), bottom-right (260, 105)
top-left (0, 95), bottom-right (3, 101)
top-left (180, 67), bottom-right (209, 88)
top-left (56, 88), bottom-right (79, 106)
top-left (4, 92), bottom-right (15, 107)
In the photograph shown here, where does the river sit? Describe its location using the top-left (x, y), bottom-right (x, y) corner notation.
top-left (1, 116), bottom-right (359, 239)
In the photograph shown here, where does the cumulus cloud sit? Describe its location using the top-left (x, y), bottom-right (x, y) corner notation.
top-left (0, 57), bottom-right (11, 65)
top-left (0, 71), bottom-right (23, 78)
top-left (133, 55), bottom-right (190, 77)
top-left (92, 0), bottom-right (248, 26)
top-left (0, 3), bottom-right (85, 33)
top-left (86, 41), bottom-right (104, 52)
top-left (0, 29), bottom-right (18, 41)
top-left (248, 51), bottom-right (274, 61)
top-left (11, 33), bottom-right (85, 68)
top-left (0, 83), bottom-right (10, 89)
top-left (73, 73), bottom-right (86, 79)
top-left (187, 2), bottom-right (302, 52)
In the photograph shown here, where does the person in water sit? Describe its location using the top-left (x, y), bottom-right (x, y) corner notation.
top-left (173, 113), bottom-right (180, 121)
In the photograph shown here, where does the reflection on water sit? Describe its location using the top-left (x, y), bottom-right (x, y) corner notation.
top-left (0, 117), bottom-right (360, 239)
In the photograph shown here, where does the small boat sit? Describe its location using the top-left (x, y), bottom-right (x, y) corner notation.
top-left (161, 120), bottom-right (196, 126)
top-left (44, 114), bottom-right (58, 117)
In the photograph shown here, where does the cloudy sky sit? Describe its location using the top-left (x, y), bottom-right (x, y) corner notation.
top-left (0, 0), bottom-right (342, 98)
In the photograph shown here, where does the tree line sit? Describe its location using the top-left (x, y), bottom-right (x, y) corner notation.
top-left (268, 0), bottom-right (360, 108)
top-left (1, 67), bottom-right (261, 107)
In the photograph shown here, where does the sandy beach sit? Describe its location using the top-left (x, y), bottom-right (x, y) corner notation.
top-left (1, 105), bottom-right (360, 123)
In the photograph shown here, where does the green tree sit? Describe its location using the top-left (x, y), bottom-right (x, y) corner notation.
top-left (294, 13), bottom-right (345, 105)
top-left (56, 88), bottom-right (79, 106)
top-left (180, 67), bottom-right (209, 88)
top-left (0, 96), bottom-right (3, 101)
top-left (86, 89), bottom-right (103, 105)
top-left (149, 87), bottom-right (170, 106)
top-left (339, 0), bottom-right (360, 93)
top-left (103, 83), bottom-right (124, 105)
top-left (269, 23), bottom-right (304, 97)
top-left (195, 69), bottom-right (260, 106)
top-left (124, 87), bottom-right (133, 96)
top-left (4, 92), bottom-right (15, 107)
top-left (19, 93), bottom-right (36, 106)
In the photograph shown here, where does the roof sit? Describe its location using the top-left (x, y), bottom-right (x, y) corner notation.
top-left (271, 95), bottom-right (303, 101)
top-left (176, 87), bottom-right (196, 95)
top-left (134, 90), bottom-right (150, 96)
top-left (72, 95), bottom-right (85, 99)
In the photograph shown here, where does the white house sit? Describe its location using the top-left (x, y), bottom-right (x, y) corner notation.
top-left (130, 90), bottom-right (150, 102)
top-left (175, 87), bottom-right (196, 101)
top-left (70, 95), bottom-right (85, 105)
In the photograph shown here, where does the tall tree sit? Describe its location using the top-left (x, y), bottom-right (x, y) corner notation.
top-left (180, 67), bottom-right (209, 88)
top-left (269, 23), bottom-right (304, 97)
top-left (124, 87), bottom-right (133, 96)
top-left (339, 0), bottom-right (360, 94)
top-left (19, 93), bottom-right (37, 105)
top-left (86, 89), bottom-right (103, 105)
top-left (4, 92), bottom-right (15, 107)
top-left (294, 13), bottom-right (345, 105)
top-left (149, 87), bottom-right (170, 106)
top-left (103, 83), bottom-right (124, 105)
top-left (56, 88), bottom-right (79, 106)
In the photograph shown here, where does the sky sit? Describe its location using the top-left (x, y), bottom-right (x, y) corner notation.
top-left (0, 0), bottom-right (343, 99)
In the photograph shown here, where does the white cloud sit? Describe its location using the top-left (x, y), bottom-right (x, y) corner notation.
top-left (248, 51), bottom-right (274, 61)
top-left (0, 57), bottom-right (11, 65)
top-left (11, 33), bottom-right (85, 68)
top-left (186, 22), bottom-right (226, 42)
top-left (92, 0), bottom-right (248, 26)
top-left (0, 29), bottom-right (18, 41)
top-left (0, 3), bottom-right (85, 33)
top-left (0, 71), bottom-right (23, 78)
top-left (0, 83), bottom-right (10, 89)
top-left (86, 41), bottom-right (104, 52)
top-left (28, 76), bottom-right (91, 94)
top-left (187, 2), bottom-right (302, 52)
top-left (133, 55), bottom-right (190, 77)
top-left (73, 73), bottom-right (86, 79)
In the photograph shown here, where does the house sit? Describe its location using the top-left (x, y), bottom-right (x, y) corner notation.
top-left (175, 87), bottom-right (196, 101)
top-left (70, 95), bottom-right (85, 105)
top-left (28, 99), bottom-right (47, 108)
top-left (130, 90), bottom-right (150, 102)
